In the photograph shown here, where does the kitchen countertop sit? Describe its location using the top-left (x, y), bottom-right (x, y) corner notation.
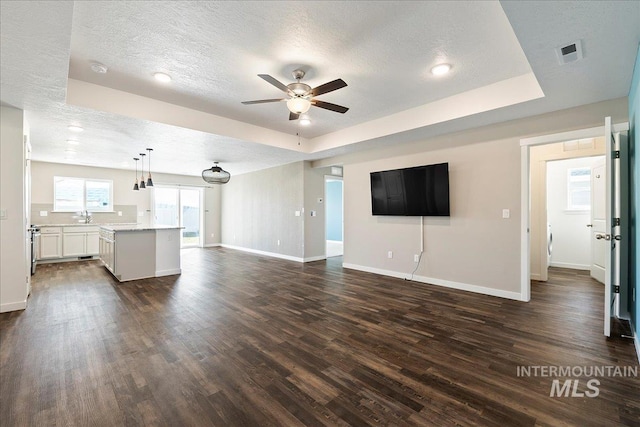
top-left (35, 223), bottom-right (138, 227)
top-left (99, 225), bottom-right (184, 232)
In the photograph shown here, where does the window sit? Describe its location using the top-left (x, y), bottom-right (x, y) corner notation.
top-left (567, 167), bottom-right (591, 211)
top-left (54, 177), bottom-right (113, 212)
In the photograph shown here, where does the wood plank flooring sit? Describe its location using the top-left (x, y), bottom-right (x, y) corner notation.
top-left (1, 249), bottom-right (638, 426)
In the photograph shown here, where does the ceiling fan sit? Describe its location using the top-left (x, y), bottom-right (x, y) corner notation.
top-left (242, 69), bottom-right (349, 120)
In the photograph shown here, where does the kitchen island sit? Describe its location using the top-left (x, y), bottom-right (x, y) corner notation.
top-left (99, 225), bottom-right (182, 282)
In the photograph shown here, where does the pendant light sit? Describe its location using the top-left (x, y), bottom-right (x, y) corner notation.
top-left (139, 153), bottom-right (146, 189)
top-left (133, 157), bottom-right (140, 191)
top-left (202, 162), bottom-right (231, 184)
top-left (146, 148), bottom-right (154, 186)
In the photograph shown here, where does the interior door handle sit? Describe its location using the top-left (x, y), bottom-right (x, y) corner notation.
top-left (586, 224), bottom-right (593, 227)
top-left (595, 234), bottom-right (611, 240)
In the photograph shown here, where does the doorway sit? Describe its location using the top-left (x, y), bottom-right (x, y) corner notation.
top-left (325, 177), bottom-right (343, 257)
top-left (546, 155), bottom-right (605, 275)
top-left (153, 186), bottom-right (203, 248)
top-left (520, 120), bottom-right (629, 337)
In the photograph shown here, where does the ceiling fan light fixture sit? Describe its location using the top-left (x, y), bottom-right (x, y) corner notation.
top-left (299, 115), bottom-right (311, 126)
top-left (431, 63), bottom-right (451, 76)
top-left (286, 97), bottom-right (311, 114)
top-left (202, 162), bottom-right (231, 184)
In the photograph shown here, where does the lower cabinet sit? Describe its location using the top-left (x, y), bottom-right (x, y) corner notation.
top-left (38, 226), bottom-right (100, 260)
top-left (39, 228), bottom-right (62, 259)
top-left (62, 226), bottom-right (100, 257)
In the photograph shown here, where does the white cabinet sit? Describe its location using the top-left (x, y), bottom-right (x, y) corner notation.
top-left (99, 229), bottom-right (115, 273)
top-left (87, 232), bottom-right (99, 255)
top-left (62, 226), bottom-right (100, 257)
top-left (39, 227), bottom-right (62, 259)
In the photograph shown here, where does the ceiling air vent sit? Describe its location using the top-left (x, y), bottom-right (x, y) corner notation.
top-left (555, 40), bottom-right (583, 65)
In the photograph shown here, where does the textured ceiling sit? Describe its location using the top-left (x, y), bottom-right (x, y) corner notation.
top-left (1, 1), bottom-right (639, 177)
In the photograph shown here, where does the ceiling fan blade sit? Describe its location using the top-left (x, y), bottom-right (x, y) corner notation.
top-left (258, 74), bottom-right (292, 94)
top-left (307, 78), bottom-right (347, 97)
top-left (241, 98), bottom-right (285, 105)
top-left (289, 112), bottom-right (300, 121)
top-left (311, 100), bottom-right (349, 114)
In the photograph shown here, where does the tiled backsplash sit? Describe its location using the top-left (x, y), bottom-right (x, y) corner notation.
top-left (31, 204), bottom-right (138, 225)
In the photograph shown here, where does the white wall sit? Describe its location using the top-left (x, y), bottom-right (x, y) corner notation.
top-left (0, 106), bottom-right (28, 312)
top-left (30, 161), bottom-right (221, 246)
top-left (313, 97), bottom-right (628, 301)
top-left (343, 138), bottom-right (522, 298)
top-left (547, 156), bottom-right (603, 270)
top-left (221, 162), bottom-right (305, 259)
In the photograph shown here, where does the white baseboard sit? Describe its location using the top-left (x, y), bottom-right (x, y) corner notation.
top-left (204, 243), bottom-right (221, 248)
top-left (549, 262), bottom-right (590, 270)
top-left (155, 268), bottom-right (181, 277)
top-left (0, 300), bottom-right (27, 313)
top-left (304, 255), bottom-right (326, 262)
top-left (220, 244), bottom-right (305, 263)
top-left (530, 273), bottom-right (543, 282)
top-left (342, 263), bottom-right (522, 301)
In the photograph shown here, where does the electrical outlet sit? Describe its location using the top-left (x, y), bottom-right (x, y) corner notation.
top-left (118, 211), bottom-right (123, 216)
top-left (502, 209), bottom-right (510, 219)
top-left (0, 209), bottom-right (6, 220)
top-left (387, 251), bottom-right (393, 259)
top-left (414, 254), bottom-right (420, 262)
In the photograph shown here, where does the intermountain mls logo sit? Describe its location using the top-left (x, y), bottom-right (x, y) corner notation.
top-left (517, 365), bottom-right (638, 398)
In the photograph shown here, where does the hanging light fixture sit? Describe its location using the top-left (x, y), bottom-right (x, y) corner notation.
top-left (202, 162), bottom-right (231, 184)
top-left (133, 157), bottom-right (140, 191)
top-left (146, 148), bottom-right (154, 186)
top-left (286, 97), bottom-right (311, 114)
top-left (139, 153), bottom-right (146, 189)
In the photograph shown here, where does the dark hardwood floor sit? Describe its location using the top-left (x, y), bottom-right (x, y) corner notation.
top-left (1, 250), bottom-right (638, 426)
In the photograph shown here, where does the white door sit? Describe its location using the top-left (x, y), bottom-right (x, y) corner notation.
top-left (590, 158), bottom-right (606, 284)
top-left (601, 117), bottom-right (622, 337)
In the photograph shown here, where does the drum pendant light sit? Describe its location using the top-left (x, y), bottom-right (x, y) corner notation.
top-left (202, 162), bottom-right (231, 184)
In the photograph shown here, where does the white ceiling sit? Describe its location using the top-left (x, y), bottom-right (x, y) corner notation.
top-left (1, 1), bottom-right (638, 177)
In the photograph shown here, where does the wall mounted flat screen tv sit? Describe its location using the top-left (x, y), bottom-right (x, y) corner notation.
top-left (370, 162), bottom-right (450, 216)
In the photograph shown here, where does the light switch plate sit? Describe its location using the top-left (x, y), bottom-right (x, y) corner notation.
top-left (295, 211), bottom-right (301, 217)
top-left (0, 209), bottom-right (7, 220)
top-left (39, 210), bottom-right (48, 217)
top-left (502, 209), bottom-right (510, 219)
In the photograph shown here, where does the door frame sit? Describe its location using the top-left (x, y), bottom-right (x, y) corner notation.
top-left (151, 184), bottom-right (204, 248)
top-left (324, 175), bottom-right (344, 257)
top-left (519, 122), bottom-right (629, 302)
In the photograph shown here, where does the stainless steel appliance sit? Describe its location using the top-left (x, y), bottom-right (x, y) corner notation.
top-left (29, 226), bottom-right (40, 275)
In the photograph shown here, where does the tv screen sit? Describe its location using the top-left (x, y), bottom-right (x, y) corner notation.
top-left (370, 163), bottom-right (450, 216)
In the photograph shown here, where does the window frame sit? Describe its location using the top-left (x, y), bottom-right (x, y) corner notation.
top-left (53, 176), bottom-right (114, 212)
top-left (566, 167), bottom-right (591, 212)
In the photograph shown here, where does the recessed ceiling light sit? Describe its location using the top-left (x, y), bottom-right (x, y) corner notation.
top-left (431, 63), bottom-right (452, 76)
top-left (90, 62), bottom-right (108, 74)
top-left (66, 139), bottom-right (79, 145)
top-left (153, 72), bottom-right (172, 83)
top-left (67, 125), bottom-right (83, 132)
